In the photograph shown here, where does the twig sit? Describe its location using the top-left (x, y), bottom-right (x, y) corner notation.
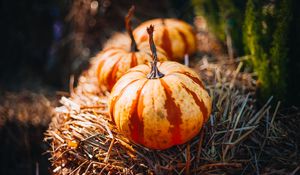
top-left (196, 129), bottom-right (205, 165)
top-left (104, 138), bottom-right (115, 163)
top-left (192, 162), bottom-right (242, 172)
top-left (185, 143), bottom-right (191, 175)
top-left (290, 166), bottom-right (300, 175)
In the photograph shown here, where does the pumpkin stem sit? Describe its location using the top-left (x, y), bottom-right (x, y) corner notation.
top-left (125, 6), bottom-right (138, 52)
top-left (147, 25), bottom-right (165, 79)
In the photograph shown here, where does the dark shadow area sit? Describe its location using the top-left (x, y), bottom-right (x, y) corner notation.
top-left (0, 122), bottom-right (50, 175)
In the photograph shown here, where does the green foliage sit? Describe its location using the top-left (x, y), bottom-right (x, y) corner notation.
top-left (243, 0), bottom-right (291, 101)
top-left (192, 0), bottom-right (246, 55)
top-left (193, 0), bottom-right (222, 38)
top-left (193, 0), bottom-right (293, 102)
top-left (243, 0), bottom-right (269, 97)
top-left (269, 0), bottom-right (291, 99)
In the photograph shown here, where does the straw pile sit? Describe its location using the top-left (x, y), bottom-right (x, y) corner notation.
top-left (44, 53), bottom-right (300, 174)
top-left (0, 91), bottom-right (56, 127)
top-left (0, 91), bottom-right (57, 174)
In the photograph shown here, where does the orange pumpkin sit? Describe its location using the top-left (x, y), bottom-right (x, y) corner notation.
top-left (96, 7), bottom-right (168, 91)
top-left (102, 32), bottom-right (131, 51)
top-left (109, 25), bottom-right (211, 150)
top-left (133, 18), bottom-right (197, 62)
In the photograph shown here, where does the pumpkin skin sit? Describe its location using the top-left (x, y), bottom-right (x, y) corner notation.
top-left (95, 43), bottom-right (168, 91)
top-left (103, 32), bottom-right (131, 50)
top-left (108, 61), bottom-right (212, 150)
top-left (133, 18), bottom-right (197, 61)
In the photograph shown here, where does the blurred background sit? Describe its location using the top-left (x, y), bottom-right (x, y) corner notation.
top-left (0, 0), bottom-right (299, 174)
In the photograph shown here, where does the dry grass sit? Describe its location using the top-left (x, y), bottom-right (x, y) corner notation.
top-left (0, 91), bottom-right (56, 127)
top-left (44, 56), bottom-right (299, 174)
top-left (0, 90), bottom-right (57, 174)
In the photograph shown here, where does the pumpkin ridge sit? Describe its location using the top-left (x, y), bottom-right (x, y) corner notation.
top-left (161, 28), bottom-right (173, 59)
top-left (127, 69), bottom-right (147, 75)
top-left (188, 27), bottom-right (197, 48)
top-left (160, 79), bottom-right (183, 145)
top-left (172, 71), bottom-right (205, 89)
top-left (128, 80), bottom-right (148, 144)
top-left (133, 18), bottom-right (197, 60)
top-left (180, 83), bottom-right (209, 122)
top-left (96, 59), bottom-right (106, 85)
top-left (106, 56), bottom-right (123, 90)
top-left (97, 51), bottom-right (119, 85)
top-left (175, 27), bottom-right (189, 55)
top-left (101, 47), bottom-right (119, 52)
top-left (110, 79), bottom-right (140, 123)
top-left (130, 53), bottom-right (138, 67)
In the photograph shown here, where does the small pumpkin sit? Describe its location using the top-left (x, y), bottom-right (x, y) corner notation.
top-left (133, 18), bottom-right (197, 62)
top-left (109, 25), bottom-right (211, 150)
top-left (96, 6), bottom-right (168, 91)
top-left (102, 32), bottom-right (131, 51)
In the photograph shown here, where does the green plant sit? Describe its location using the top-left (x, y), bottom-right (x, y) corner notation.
top-left (243, 0), bottom-right (291, 101)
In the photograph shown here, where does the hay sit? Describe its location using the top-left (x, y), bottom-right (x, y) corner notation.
top-left (0, 91), bottom-right (56, 127)
top-left (0, 90), bottom-right (57, 174)
top-left (44, 56), bottom-right (300, 174)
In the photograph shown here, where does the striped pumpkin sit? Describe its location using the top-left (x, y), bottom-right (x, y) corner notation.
top-left (102, 32), bottom-right (131, 51)
top-left (96, 43), bottom-right (168, 91)
top-left (108, 61), bottom-right (212, 149)
top-left (96, 6), bottom-right (168, 91)
top-left (133, 18), bottom-right (197, 61)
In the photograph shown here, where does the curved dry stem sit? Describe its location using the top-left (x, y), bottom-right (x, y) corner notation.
top-left (125, 5), bottom-right (138, 52)
top-left (146, 25), bottom-right (164, 79)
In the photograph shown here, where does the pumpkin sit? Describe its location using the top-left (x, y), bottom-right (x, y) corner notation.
top-left (102, 32), bottom-right (131, 50)
top-left (96, 6), bottom-right (168, 91)
top-left (109, 25), bottom-right (211, 150)
top-left (133, 18), bottom-right (197, 62)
